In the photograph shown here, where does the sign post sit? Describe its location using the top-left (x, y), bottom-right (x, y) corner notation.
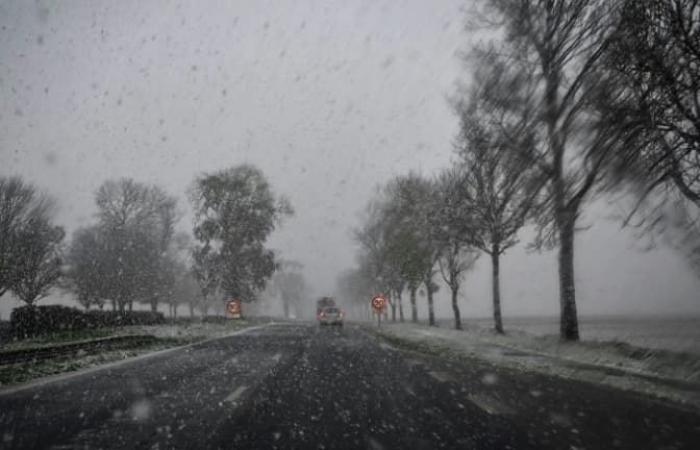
top-left (371, 294), bottom-right (386, 328)
top-left (226, 298), bottom-right (242, 319)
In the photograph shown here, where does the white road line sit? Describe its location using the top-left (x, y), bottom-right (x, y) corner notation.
top-left (0, 324), bottom-right (273, 397)
top-left (223, 386), bottom-right (248, 403)
top-left (466, 393), bottom-right (514, 416)
top-left (428, 371), bottom-right (451, 383)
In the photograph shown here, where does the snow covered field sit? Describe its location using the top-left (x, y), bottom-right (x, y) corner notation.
top-left (447, 316), bottom-right (700, 355)
top-left (373, 321), bottom-right (700, 410)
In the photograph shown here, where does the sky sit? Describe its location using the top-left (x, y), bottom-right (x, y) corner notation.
top-left (1, 0), bottom-right (699, 321)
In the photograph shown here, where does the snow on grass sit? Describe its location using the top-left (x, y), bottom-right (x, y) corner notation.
top-left (372, 322), bottom-right (700, 410)
top-left (0, 339), bottom-right (181, 386)
top-left (111, 319), bottom-right (256, 342)
top-left (0, 319), bottom-right (260, 387)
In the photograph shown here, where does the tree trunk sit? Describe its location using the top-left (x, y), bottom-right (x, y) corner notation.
top-left (491, 246), bottom-right (504, 334)
top-left (558, 211), bottom-right (580, 341)
top-left (390, 293), bottom-right (396, 322)
top-left (451, 282), bottom-right (462, 330)
top-left (111, 299), bottom-right (117, 311)
top-left (128, 301), bottom-right (133, 312)
top-left (397, 291), bottom-right (404, 322)
top-left (410, 286), bottom-right (418, 323)
top-left (189, 303), bottom-right (194, 317)
top-left (151, 300), bottom-right (158, 313)
top-left (425, 277), bottom-right (435, 327)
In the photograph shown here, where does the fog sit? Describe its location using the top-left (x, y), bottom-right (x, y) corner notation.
top-left (2, 0), bottom-right (699, 320)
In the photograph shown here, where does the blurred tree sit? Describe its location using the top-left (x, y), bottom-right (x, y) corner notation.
top-left (451, 99), bottom-right (543, 333)
top-left (604, 0), bottom-right (700, 209)
top-left (93, 178), bottom-right (179, 312)
top-left (10, 201), bottom-right (64, 307)
top-left (66, 226), bottom-right (107, 310)
top-left (354, 197), bottom-right (395, 319)
top-left (269, 260), bottom-right (306, 318)
top-left (472, 0), bottom-right (625, 340)
top-left (0, 177), bottom-right (53, 299)
top-left (434, 168), bottom-right (481, 330)
top-left (190, 165), bottom-right (292, 302)
top-left (384, 174), bottom-right (440, 326)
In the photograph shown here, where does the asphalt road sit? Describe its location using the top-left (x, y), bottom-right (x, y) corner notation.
top-left (1, 322), bottom-right (699, 449)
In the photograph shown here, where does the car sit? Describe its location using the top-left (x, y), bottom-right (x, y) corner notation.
top-left (317, 306), bottom-right (344, 327)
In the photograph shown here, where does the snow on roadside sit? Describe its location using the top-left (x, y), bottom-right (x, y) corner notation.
top-left (373, 322), bottom-right (700, 410)
top-left (112, 320), bottom-right (258, 342)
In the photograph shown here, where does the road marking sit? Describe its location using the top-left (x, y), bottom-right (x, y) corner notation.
top-left (379, 342), bottom-right (395, 352)
top-left (428, 371), bottom-right (451, 383)
top-left (0, 323), bottom-right (275, 397)
top-left (466, 393), bottom-right (514, 416)
top-left (223, 386), bottom-right (247, 403)
top-left (271, 352), bottom-right (282, 362)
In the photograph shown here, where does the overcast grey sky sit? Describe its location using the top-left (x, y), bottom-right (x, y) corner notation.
top-left (2, 0), bottom-right (699, 320)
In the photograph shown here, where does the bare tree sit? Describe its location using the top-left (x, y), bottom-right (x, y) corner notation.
top-left (435, 168), bottom-right (481, 330)
top-left (601, 0), bottom-right (700, 224)
top-left (94, 178), bottom-right (179, 312)
top-left (0, 177), bottom-right (53, 298)
top-left (66, 226), bottom-right (107, 310)
top-left (474, 0), bottom-right (625, 340)
top-left (452, 98), bottom-right (542, 333)
top-left (10, 203), bottom-right (64, 307)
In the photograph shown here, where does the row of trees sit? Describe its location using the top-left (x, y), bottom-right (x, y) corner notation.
top-left (0, 164), bottom-right (293, 319)
top-left (339, 0), bottom-right (699, 341)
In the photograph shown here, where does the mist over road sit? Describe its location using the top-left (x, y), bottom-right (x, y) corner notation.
top-left (1, 323), bottom-right (698, 449)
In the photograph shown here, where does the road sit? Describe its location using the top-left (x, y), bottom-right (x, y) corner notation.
top-left (1, 322), bottom-right (699, 449)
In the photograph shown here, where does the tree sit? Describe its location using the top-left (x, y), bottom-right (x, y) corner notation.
top-left (10, 205), bottom-right (64, 307)
top-left (451, 98), bottom-right (542, 333)
top-left (383, 174), bottom-right (441, 326)
top-left (190, 165), bottom-right (292, 302)
top-left (473, 0), bottom-right (625, 340)
top-left (0, 177), bottom-right (53, 298)
top-left (605, 0), bottom-right (700, 207)
top-left (94, 178), bottom-right (179, 312)
top-left (66, 226), bottom-right (107, 310)
top-left (354, 197), bottom-right (395, 319)
top-left (164, 261), bottom-right (199, 318)
top-left (191, 243), bottom-right (221, 317)
top-left (269, 260), bottom-right (306, 318)
top-left (434, 168), bottom-right (481, 330)
top-left (335, 268), bottom-right (375, 319)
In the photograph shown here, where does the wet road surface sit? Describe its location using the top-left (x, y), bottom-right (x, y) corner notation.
top-left (1, 322), bottom-right (699, 449)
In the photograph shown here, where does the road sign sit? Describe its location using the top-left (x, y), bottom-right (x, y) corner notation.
top-left (226, 299), bottom-right (242, 319)
top-left (371, 294), bottom-right (386, 312)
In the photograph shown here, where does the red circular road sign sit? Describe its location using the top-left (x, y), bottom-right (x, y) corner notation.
top-left (227, 299), bottom-right (241, 317)
top-left (371, 294), bottom-right (386, 312)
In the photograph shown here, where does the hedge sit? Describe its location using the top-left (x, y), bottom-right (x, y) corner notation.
top-left (9, 305), bottom-right (165, 338)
